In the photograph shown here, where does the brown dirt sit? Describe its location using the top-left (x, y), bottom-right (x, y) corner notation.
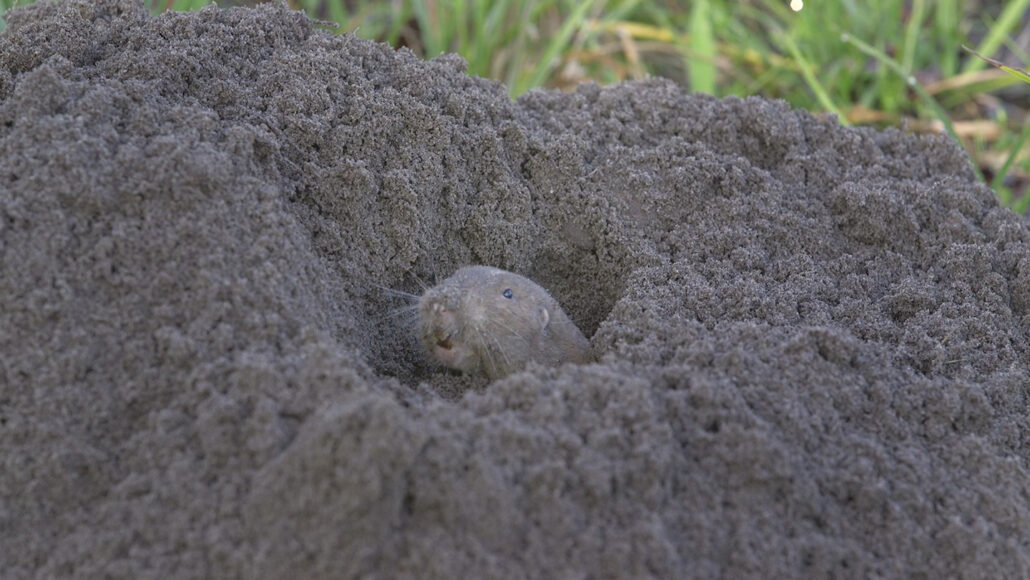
top-left (2, 1), bottom-right (1029, 577)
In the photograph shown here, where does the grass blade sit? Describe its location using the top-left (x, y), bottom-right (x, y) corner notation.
top-left (961, 0), bottom-right (1030, 73)
top-left (410, 1), bottom-right (439, 57)
top-left (688, 0), bottom-right (716, 94)
top-left (962, 45), bottom-right (1030, 84)
top-left (453, 0), bottom-right (467, 55)
top-left (934, 0), bottom-right (959, 76)
top-left (515, 0), bottom-right (597, 95)
top-left (780, 32), bottom-right (848, 125)
top-left (900, 0), bottom-right (926, 74)
top-left (993, 117), bottom-right (1030, 196)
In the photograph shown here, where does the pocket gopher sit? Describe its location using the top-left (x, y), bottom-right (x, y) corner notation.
top-left (418, 265), bottom-right (592, 380)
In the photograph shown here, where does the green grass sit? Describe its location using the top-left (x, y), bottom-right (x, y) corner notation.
top-left (1, 0), bottom-right (1028, 212)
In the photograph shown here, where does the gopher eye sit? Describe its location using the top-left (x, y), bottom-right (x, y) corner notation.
top-left (502, 288), bottom-right (513, 299)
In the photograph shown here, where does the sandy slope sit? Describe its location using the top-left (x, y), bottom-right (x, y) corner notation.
top-left (2, 1), bottom-right (1029, 577)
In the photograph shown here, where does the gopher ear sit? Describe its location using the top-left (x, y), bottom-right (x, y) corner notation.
top-left (537, 306), bottom-right (550, 329)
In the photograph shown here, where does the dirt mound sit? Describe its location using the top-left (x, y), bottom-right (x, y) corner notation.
top-left (2, 1), bottom-right (1029, 577)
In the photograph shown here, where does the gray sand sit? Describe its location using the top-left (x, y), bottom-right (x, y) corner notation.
top-left (2, 1), bottom-right (1029, 577)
